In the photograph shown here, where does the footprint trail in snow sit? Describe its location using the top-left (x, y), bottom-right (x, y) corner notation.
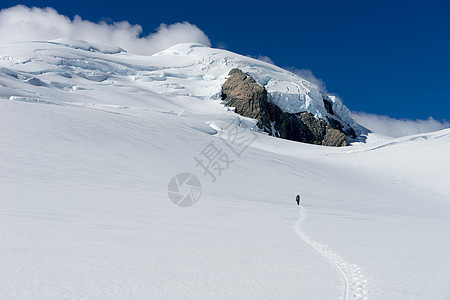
top-left (293, 207), bottom-right (368, 300)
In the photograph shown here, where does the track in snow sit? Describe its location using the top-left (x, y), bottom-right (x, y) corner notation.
top-left (293, 207), bottom-right (368, 300)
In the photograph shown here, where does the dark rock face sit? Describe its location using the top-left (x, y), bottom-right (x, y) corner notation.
top-left (323, 128), bottom-right (349, 147)
top-left (221, 68), bottom-right (352, 147)
top-left (221, 68), bottom-right (269, 121)
top-left (323, 99), bottom-right (334, 115)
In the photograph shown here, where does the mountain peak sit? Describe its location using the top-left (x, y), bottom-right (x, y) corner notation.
top-left (0, 39), bottom-right (361, 143)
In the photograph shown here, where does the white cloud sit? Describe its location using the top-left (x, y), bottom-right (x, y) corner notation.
top-left (0, 5), bottom-right (211, 55)
top-left (287, 68), bottom-right (327, 92)
top-left (254, 55), bottom-right (275, 65)
top-left (245, 54), bottom-right (275, 65)
top-left (215, 41), bottom-right (228, 49)
top-left (352, 112), bottom-right (450, 137)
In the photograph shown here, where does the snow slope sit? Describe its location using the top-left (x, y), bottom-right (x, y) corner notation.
top-left (1, 40), bottom-right (449, 299)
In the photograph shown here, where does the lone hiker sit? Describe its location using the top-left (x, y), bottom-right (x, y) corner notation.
top-left (296, 194), bottom-right (300, 206)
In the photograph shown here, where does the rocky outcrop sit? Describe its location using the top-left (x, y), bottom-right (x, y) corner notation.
top-left (221, 68), bottom-right (354, 147)
top-left (221, 68), bottom-right (270, 122)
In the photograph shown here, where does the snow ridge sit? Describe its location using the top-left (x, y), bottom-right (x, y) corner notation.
top-left (293, 207), bottom-right (368, 300)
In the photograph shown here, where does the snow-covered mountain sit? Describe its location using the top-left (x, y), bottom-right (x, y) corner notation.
top-left (0, 39), bottom-right (358, 138)
top-left (1, 40), bottom-right (450, 299)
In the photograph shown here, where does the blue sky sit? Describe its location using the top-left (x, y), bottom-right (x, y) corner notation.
top-left (1, 0), bottom-right (449, 123)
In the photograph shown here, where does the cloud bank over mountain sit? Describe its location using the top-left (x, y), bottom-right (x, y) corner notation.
top-left (0, 5), bottom-right (210, 55)
top-left (352, 112), bottom-right (450, 137)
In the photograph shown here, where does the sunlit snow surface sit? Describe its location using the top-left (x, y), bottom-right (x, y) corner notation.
top-left (1, 40), bottom-right (449, 299)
